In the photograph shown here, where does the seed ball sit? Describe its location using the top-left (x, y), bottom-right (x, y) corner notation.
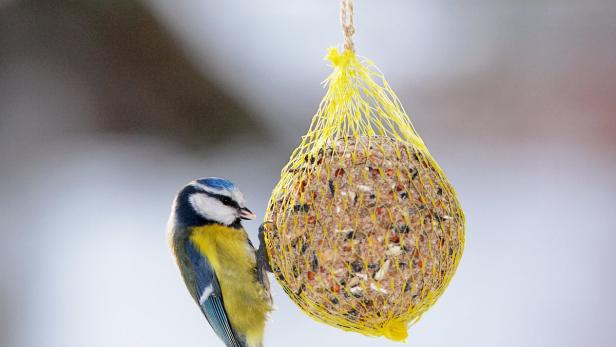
top-left (264, 135), bottom-right (464, 333)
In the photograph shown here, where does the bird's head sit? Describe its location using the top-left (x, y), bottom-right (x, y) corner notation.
top-left (171, 177), bottom-right (256, 228)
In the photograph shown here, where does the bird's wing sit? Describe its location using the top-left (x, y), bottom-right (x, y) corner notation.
top-left (184, 240), bottom-right (246, 347)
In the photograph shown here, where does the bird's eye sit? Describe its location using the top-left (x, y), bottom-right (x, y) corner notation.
top-left (221, 196), bottom-right (233, 206)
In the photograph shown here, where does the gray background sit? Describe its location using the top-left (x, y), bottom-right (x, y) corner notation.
top-left (1, 1), bottom-right (615, 346)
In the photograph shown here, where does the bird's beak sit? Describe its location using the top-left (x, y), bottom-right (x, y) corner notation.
top-left (239, 207), bottom-right (256, 220)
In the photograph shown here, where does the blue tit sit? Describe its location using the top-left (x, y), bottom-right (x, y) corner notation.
top-left (168, 178), bottom-right (273, 347)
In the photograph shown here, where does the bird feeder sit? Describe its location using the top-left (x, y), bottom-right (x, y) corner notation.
top-left (263, 1), bottom-right (465, 341)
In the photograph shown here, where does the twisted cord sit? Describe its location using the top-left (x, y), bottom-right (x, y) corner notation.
top-left (340, 0), bottom-right (355, 52)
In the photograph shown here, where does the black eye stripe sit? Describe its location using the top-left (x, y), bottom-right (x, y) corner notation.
top-left (202, 191), bottom-right (240, 209)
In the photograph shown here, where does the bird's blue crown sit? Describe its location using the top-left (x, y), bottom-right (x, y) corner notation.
top-left (197, 178), bottom-right (236, 191)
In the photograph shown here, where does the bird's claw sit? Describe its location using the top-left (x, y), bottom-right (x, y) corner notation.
top-left (257, 223), bottom-right (273, 273)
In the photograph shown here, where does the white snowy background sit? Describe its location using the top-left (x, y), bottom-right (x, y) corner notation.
top-left (1, 1), bottom-right (615, 347)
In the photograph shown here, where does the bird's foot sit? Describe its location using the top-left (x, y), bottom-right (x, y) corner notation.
top-left (257, 223), bottom-right (273, 273)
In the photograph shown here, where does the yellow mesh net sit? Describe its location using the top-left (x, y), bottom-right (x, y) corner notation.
top-left (263, 48), bottom-right (465, 341)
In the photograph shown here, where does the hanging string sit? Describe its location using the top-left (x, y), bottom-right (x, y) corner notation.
top-left (340, 0), bottom-right (356, 52)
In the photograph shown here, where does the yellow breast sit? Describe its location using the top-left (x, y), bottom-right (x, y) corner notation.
top-left (190, 224), bottom-right (271, 347)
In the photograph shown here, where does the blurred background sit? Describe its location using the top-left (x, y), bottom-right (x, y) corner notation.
top-left (1, 0), bottom-right (615, 346)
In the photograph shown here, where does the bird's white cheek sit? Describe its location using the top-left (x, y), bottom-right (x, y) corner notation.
top-left (189, 194), bottom-right (238, 225)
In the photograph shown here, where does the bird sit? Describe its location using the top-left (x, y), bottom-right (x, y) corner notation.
top-left (168, 178), bottom-right (273, 347)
